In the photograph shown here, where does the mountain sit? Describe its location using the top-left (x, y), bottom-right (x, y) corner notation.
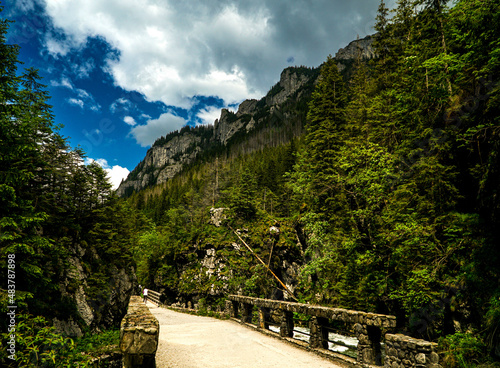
top-left (116, 35), bottom-right (374, 197)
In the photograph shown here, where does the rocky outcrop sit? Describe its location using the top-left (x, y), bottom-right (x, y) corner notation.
top-left (268, 68), bottom-right (313, 106)
top-left (55, 245), bottom-right (136, 337)
top-left (116, 131), bottom-right (202, 196)
top-left (213, 109), bottom-right (247, 145)
top-left (117, 34), bottom-right (375, 196)
top-left (335, 34), bottom-right (375, 73)
top-left (209, 207), bottom-right (227, 227)
top-left (335, 35), bottom-right (375, 61)
top-left (117, 65), bottom-right (319, 195)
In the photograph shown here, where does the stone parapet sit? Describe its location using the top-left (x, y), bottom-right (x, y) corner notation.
top-left (384, 334), bottom-right (442, 368)
top-left (120, 296), bottom-right (159, 368)
top-left (228, 295), bottom-right (397, 329)
top-left (228, 295), bottom-right (396, 366)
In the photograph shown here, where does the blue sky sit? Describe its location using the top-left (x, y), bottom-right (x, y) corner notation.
top-left (3, 0), bottom-right (395, 188)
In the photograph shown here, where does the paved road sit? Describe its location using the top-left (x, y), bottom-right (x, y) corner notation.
top-left (147, 302), bottom-right (340, 368)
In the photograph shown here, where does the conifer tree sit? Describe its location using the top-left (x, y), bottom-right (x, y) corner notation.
top-left (305, 55), bottom-right (347, 205)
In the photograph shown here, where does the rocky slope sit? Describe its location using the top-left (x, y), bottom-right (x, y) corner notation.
top-left (54, 243), bottom-right (137, 337)
top-left (116, 65), bottom-right (320, 196)
top-left (117, 35), bottom-right (374, 197)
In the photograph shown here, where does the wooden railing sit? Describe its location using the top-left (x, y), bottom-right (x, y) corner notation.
top-left (146, 289), bottom-right (161, 306)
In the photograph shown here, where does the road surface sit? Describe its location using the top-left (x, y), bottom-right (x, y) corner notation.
top-left (147, 302), bottom-right (341, 368)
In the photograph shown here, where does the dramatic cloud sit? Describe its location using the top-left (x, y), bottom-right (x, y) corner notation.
top-left (42, 0), bottom-right (394, 110)
top-left (130, 113), bottom-right (186, 147)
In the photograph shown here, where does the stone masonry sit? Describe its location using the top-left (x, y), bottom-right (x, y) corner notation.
top-left (384, 334), bottom-right (442, 368)
top-left (228, 295), bottom-right (397, 366)
top-left (120, 296), bottom-right (159, 368)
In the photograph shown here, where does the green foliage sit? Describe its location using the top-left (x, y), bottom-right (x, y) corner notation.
top-left (439, 332), bottom-right (497, 368)
top-left (0, 314), bottom-right (91, 368)
top-left (0, 9), bottom-right (138, 334)
top-left (74, 328), bottom-right (120, 357)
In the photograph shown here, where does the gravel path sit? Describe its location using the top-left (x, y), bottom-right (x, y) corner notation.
top-left (147, 302), bottom-right (340, 368)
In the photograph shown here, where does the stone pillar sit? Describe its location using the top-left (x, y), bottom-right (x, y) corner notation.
top-left (241, 303), bottom-right (253, 323)
top-left (231, 300), bottom-right (239, 318)
top-left (258, 308), bottom-right (269, 330)
top-left (120, 296), bottom-right (159, 368)
top-left (309, 316), bottom-right (329, 349)
top-left (354, 323), bottom-right (382, 365)
top-left (280, 311), bottom-right (294, 338)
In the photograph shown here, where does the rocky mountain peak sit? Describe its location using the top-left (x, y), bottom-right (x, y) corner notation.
top-left (335, 35), bottom-right (375, 61)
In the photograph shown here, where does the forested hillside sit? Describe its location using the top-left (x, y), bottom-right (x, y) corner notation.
top-left (0, 13), bottom-right (144, 367)
top-left (126, 0), bottom-right (500, 365)
top-left (1, 0), bottom-right (500, 366)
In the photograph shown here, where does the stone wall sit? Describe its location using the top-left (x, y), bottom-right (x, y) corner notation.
top-left (384, 334), bottom-right (442, 368)
top-left (228, 295), bottom-right (396, 366)
top-left (119, 296), bottom-right (159, 368)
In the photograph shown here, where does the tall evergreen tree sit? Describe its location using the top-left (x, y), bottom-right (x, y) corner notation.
top-left (305, 55), bottom-right (347, 214)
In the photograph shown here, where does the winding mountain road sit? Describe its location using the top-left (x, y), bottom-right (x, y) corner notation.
top-left (146, 302), bottom-right (340, 368)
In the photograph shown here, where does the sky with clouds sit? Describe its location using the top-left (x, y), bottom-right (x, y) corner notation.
top-left (4, 0), bottom-right (396, 189)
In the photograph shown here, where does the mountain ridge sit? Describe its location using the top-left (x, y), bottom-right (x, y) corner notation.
top-left (117, 35), bottom-right (374, 197)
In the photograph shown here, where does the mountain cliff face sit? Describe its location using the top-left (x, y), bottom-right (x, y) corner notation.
top-left (117, 36), bottom-right (374, 197)
top-left (335, 35), bottom-right (375, 74)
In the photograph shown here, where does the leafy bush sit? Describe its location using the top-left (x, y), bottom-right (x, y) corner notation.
top-left (74, 328), bottom-right (120, 357)
top-left (439, 332), bottom-right (495, 368)
top-left (0, 314), bottom-right (91, 367)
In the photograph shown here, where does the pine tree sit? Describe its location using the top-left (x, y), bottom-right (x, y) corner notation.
top-left (305, 55), bottom-right (347, 200)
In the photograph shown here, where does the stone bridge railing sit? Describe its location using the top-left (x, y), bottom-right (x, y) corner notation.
top-left (119, 296), bottom-right (159, 368)
top-left (228, 295), bottom-right (442, 368)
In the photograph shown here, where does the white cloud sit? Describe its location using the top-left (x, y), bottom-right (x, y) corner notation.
top-left (65, 88), bottom-right (101, 111)
top-left (68, 97), bottom-right (84, 108)
top-left (41, 1), bottom-right (277, 108)
top-left (73, 58), bottom-right (95, 79)
top-left (123, 116), bottom-right (136, 126)
top-left (45, 35), bottom-right (72, 56)
top-left (51, 77), bottom-right (74, 89)
top-left (196, 106), bottom-right (222, 126)
top-left (110, 97), bottom-right (133, 114)
top-left (130, 113), bottom-right (186, 147)
top-left (105, 165), bottom-right (130, 190)
top-left (14, 0), bottom-right (37, 12)
top-left (41, 0), bottom-right (398, 125)
top-left (85, 158), bottom-right (130, 190)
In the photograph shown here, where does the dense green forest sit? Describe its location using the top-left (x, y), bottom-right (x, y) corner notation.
top-left (1, 0), bottom-right (500, 366)
top-left (0, 11), bottom-right (144, 367)
top-left (127, 0), bottom-right (500, 365)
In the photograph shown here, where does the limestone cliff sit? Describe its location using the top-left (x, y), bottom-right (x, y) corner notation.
top-left (117, 130), bottom-right (203, 196)
top-left (117, 35), bottom-right (375, 196)
top-left (335, 34), bottom-right (375, 73)
top-left (117, 65), bottom-right (320, 196)
top-left (55, 244), bottom-right (137, 337)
